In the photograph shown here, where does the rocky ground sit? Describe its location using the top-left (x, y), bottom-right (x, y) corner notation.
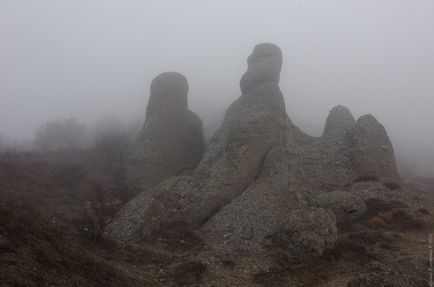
top-left (0, 157), bottom-right (433, 287)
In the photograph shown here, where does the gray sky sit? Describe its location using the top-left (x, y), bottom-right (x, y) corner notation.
top-left (1, 0), bottom-right (434, 175)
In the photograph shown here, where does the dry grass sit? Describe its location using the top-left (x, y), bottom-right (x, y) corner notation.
top-left (366, 207), bottom-right (423, 230)
top-left (367, 217), bottom-right (387, 229)
top-left (0, 171), bottom-right (131, 286)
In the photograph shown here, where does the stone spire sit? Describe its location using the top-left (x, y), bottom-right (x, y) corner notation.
top-left (126, 72), bottom-right (205, 192)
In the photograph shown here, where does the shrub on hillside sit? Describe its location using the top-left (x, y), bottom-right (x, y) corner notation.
top-left (0, 191), bottom-right (130, 286)
top-left (77, 183), bottom-right (122, 242)
top-left (366, 207), bottom-right (423, 230)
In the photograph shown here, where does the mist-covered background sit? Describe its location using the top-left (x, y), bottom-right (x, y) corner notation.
top-left (1, 0), bottom-right (433, 176)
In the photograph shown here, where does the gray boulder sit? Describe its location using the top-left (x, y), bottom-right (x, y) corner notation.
top-left (313, 191), bottom-right (366, 222)
top-left (350, 181), bottom-right (401, 202)
top-left (263, 209), bottom-right (338, 263)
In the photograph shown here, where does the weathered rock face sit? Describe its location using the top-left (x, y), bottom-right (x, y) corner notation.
top-left (323, 105), bottom-right (356, 137)
top-left (285, 105), bottom-right (357, 198)
top-left (199, 43), bottom-right (298, 253)
top-left (108, 43), bottom-right (402, 259)
top-left (127, 72), bottom-right (205, 191)
top-left (108, 44), bottom-right (299, 248)
top-left (239, 43), bottom-right (282, 94)
top-left (352, 114), bottom-right (399, 180)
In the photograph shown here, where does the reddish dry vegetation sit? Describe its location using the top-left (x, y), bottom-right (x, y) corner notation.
top-left (363, 198), bottom-right (424, 230)
top-left (0, 191), bottom-right (130, 287)
top-left (0, 158), bottom-right (160, 287)
top-left (366, 207), bottom-right (422, 230)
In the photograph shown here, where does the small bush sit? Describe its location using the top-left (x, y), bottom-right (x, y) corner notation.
top-left (367, 208), bottom-right (423, 230)
top-left (78, 182), bottom-right (121, 242)
top-left (354, 172), bottom-right (379, 183)
top-left (385, 208), bottom-right (422, 229)
top-left (382, 180), bottom-right (400, 190)
top-left (361, 198), bottom-right (408, 221)
top-left (418, 208), bottom-right (431, 215)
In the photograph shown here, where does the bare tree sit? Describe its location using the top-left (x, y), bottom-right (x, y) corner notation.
top-left (95, 120), bottom-right (133, 204)
top-left (0, 134), bottom-right (4, 153)
top-left (34, 117), bottom-right (87, 152)
top-left (85, 182), bottom-right (120, 242)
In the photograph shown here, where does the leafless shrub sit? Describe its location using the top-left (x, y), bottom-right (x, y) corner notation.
top-left (95, 122), bottom-right (134, 203)
top-left (81, 183), bottom-right (121, 242)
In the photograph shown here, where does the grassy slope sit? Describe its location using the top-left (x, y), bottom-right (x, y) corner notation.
top-left (0, 158), bottom-right (161, 287)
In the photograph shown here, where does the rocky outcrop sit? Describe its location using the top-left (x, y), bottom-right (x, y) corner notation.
top-left (352, 114), bottom-right (399, 180)
top-left (239, 43), bottom-right (282, 94)
top-left (323, 105), bottom-right (356, 137)
top-left (108, 44), bottom-right (299, 248)
top-left (199, 43), bottom-right (298, 253)
top-left (127, 72), bottom-right (205, 191)
top-left (108, 43), bottom-right (402, 259)
top-left (285, 105), bottom-right (357, 199)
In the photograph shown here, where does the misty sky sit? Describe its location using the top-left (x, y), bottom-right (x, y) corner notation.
top-left (1, 0), bottom-right (434, 175)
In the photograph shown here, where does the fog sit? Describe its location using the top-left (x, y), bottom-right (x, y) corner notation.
top-left (1, 0), bottom-right (433, 176)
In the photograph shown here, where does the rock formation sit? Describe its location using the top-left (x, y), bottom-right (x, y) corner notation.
top-left (126, 72), bottom-right (205, 191)
top-left (108, 44), bottom-right (301, 250)
top-left (313, 191), bottom-right (366, 224)
top-left (108, 43), bottom-right (401, 261)
top-left (263, 209), bottom-right (337, 263)
top-left (352, 114), bottom-right (399, 180)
